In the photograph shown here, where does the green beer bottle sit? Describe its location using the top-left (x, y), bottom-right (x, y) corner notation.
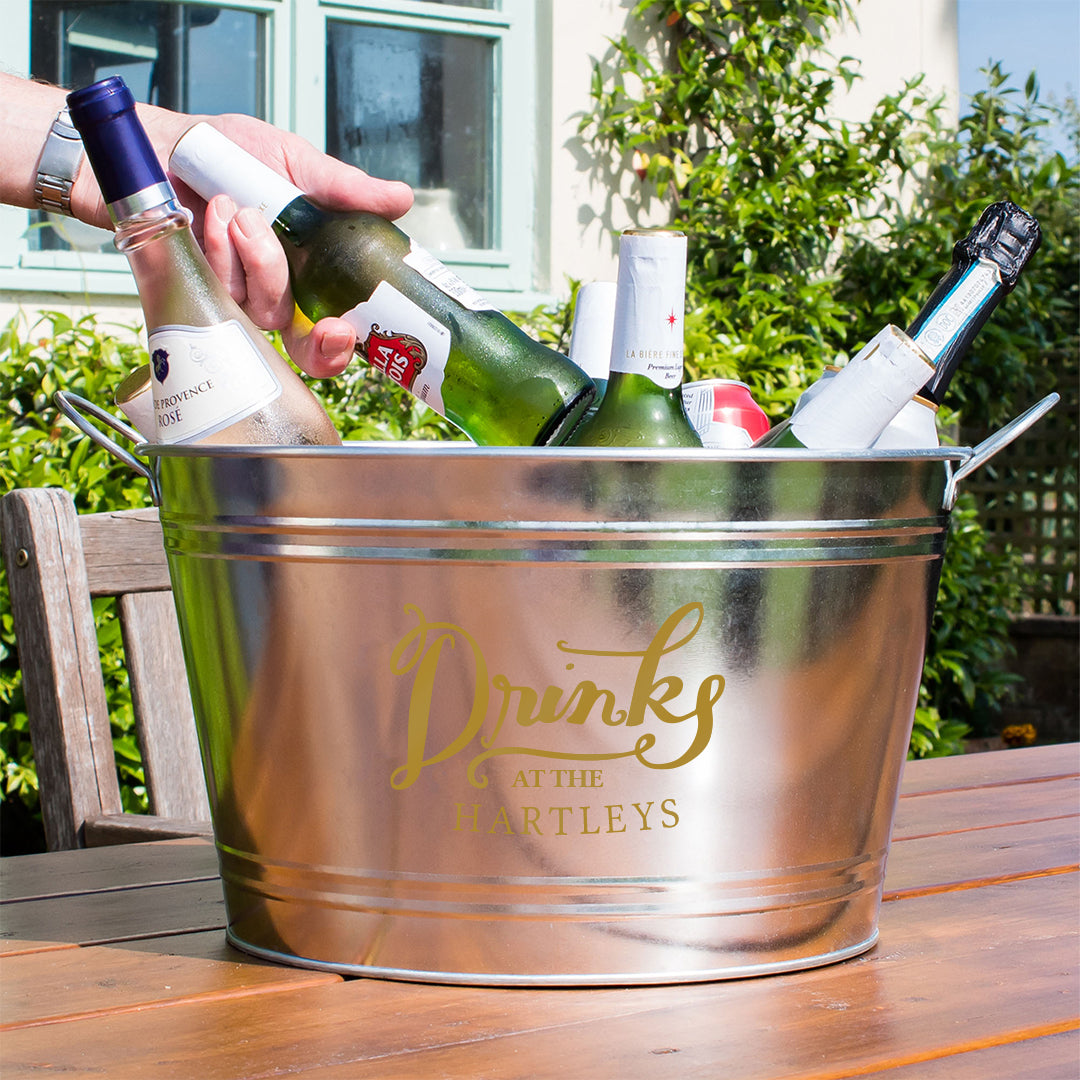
top-left (567, 230), bottom-right (701, 448)
top-left (169, 124), bottom-right (594, 447)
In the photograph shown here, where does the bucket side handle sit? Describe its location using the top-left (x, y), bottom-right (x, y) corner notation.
top-left (53, 390), bottom-right (161, 505)
top-left (943, 392), bottom-right (1059, 510)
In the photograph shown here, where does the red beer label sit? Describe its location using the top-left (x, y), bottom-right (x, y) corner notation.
top-left (364, 324), bottom-right (428, 390)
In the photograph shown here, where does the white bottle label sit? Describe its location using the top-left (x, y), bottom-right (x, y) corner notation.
top-left (341, 281), bottom-right (450, 414)
top-left (147, 320), bottom-right (282, 444)
top-left (789, 325), bottom-right (934, 449)
top-left (871, 397), bottom-right (940, 449)
top-left (170, 123), bottom-right (303, 225)
top-left (609, 232), bottom-right (687, 388)
top-left (403, 241), bottom-right (495, 312)
top-left (569, 281), bottom-right (617, 381)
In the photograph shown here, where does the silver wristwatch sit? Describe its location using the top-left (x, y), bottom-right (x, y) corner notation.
top-left (33, 107), bottom-right (85, 216)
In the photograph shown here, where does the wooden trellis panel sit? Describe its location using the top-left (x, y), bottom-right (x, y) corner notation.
top-left (962, 390), bottom-right (1078, 616)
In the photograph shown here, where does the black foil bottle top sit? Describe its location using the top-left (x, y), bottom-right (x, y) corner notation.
top-left (954, 201), bottom-right (1042, 290)
top-left (66, 75), bottom-right (169, 207)
top-left (913, 200), bottom-right (1042, 406)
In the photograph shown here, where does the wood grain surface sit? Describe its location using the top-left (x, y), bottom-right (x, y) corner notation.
top-left (1, 745), bottom-right (1076, 1080)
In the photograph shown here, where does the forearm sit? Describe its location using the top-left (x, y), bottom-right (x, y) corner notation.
top-left (0, 74), bottom-right (70, 211)
top-left (0, 72), bottom-right (202, 229)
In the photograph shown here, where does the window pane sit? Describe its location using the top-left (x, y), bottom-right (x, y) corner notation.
top-left (30, 2), bottom-right (265, 251)
top-left (32, 3), bottom-right (265, 112)
top-left (326, 21), bottom-right (494, 251)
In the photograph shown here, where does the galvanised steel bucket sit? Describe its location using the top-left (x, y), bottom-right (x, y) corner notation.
top-left (55, 394), bottom-right (1056, 985)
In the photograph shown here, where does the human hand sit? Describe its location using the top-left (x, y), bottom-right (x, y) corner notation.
top-left (169, 114), bottom-right (413, 378)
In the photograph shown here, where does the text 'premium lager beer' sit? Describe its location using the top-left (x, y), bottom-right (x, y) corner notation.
top-left (66, 77), bottom-right (341, 447)
top-left (169, 123), bottom-right (594, 447)
top-left (568, 230), bottom-right (701, 447)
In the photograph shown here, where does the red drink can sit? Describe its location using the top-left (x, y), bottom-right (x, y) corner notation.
top-left (682, 379), bottom-right (771, 448)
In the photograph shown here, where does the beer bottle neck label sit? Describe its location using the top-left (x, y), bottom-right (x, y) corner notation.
top-left (609, 232), bottom-right (687, 389)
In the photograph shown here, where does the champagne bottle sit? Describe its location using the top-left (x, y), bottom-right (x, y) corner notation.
top-left (567, 230), bottom-right (701, 447)
top-left (66, 78), bottom-right (340, 447)
top-left (909, 201), bottom-right (1041, 401)
top-left (874, 201), bottom-right (1041, 448)
top-left (753, 325), bottom-right (934, 449)
top-left (169, 123), bottom-right (594, 447)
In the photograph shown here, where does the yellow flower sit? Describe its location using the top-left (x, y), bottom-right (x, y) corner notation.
top-left (1001, 723), bottom-right (1037, 748)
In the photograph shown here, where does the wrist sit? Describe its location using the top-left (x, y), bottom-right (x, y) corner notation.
top-left (32, 107), bottom-right (85, 217)
top-left (0, 74), bottom-right (71, 212)
top-left (138, 101), bottom-right (210, 177)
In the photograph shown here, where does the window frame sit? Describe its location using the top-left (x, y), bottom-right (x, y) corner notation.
top-left (0, 0), bottom-right (538, 302)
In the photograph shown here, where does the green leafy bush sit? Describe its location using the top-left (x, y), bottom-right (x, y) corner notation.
top-left (1, 311), bottom-right (155, 850)
top-left (910, 497), bottom-right (1035, 757)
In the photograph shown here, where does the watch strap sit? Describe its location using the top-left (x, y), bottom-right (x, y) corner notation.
top-left (33, 108), bottom-right (85, 216)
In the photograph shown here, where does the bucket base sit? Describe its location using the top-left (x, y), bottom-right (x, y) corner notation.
top-left (224, 927), bottom-right (880, 987)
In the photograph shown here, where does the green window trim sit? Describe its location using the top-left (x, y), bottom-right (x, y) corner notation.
top-left (0, 0), bottom-right (541, 306)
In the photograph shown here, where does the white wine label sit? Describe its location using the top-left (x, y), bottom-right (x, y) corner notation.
top-left (147, 320), bottom-right (282, 443)
top-left (341, 281), bottom-right (450, 414)
top-left (911, 259), bottom-right (1000, 362)
top-left (403, 241), bottom-right (496, 312)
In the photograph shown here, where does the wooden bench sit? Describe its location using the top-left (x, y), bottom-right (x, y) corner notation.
top-left (1, 487), bottom-right (211, 850)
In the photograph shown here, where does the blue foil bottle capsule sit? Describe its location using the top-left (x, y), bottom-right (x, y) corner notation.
top-left (66, 75), bottom-right (175, 221)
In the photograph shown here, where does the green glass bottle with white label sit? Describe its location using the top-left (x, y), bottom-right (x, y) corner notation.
top-left (567, 230), bottom-right (701, 448)
top-left (66, 78), bottom-right (340, 447)
top-left (170, 124), bottom-right (594, 447)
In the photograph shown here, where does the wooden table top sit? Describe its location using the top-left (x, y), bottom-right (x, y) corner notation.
top-left (2, 743), bottom-right (1077, 1079)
